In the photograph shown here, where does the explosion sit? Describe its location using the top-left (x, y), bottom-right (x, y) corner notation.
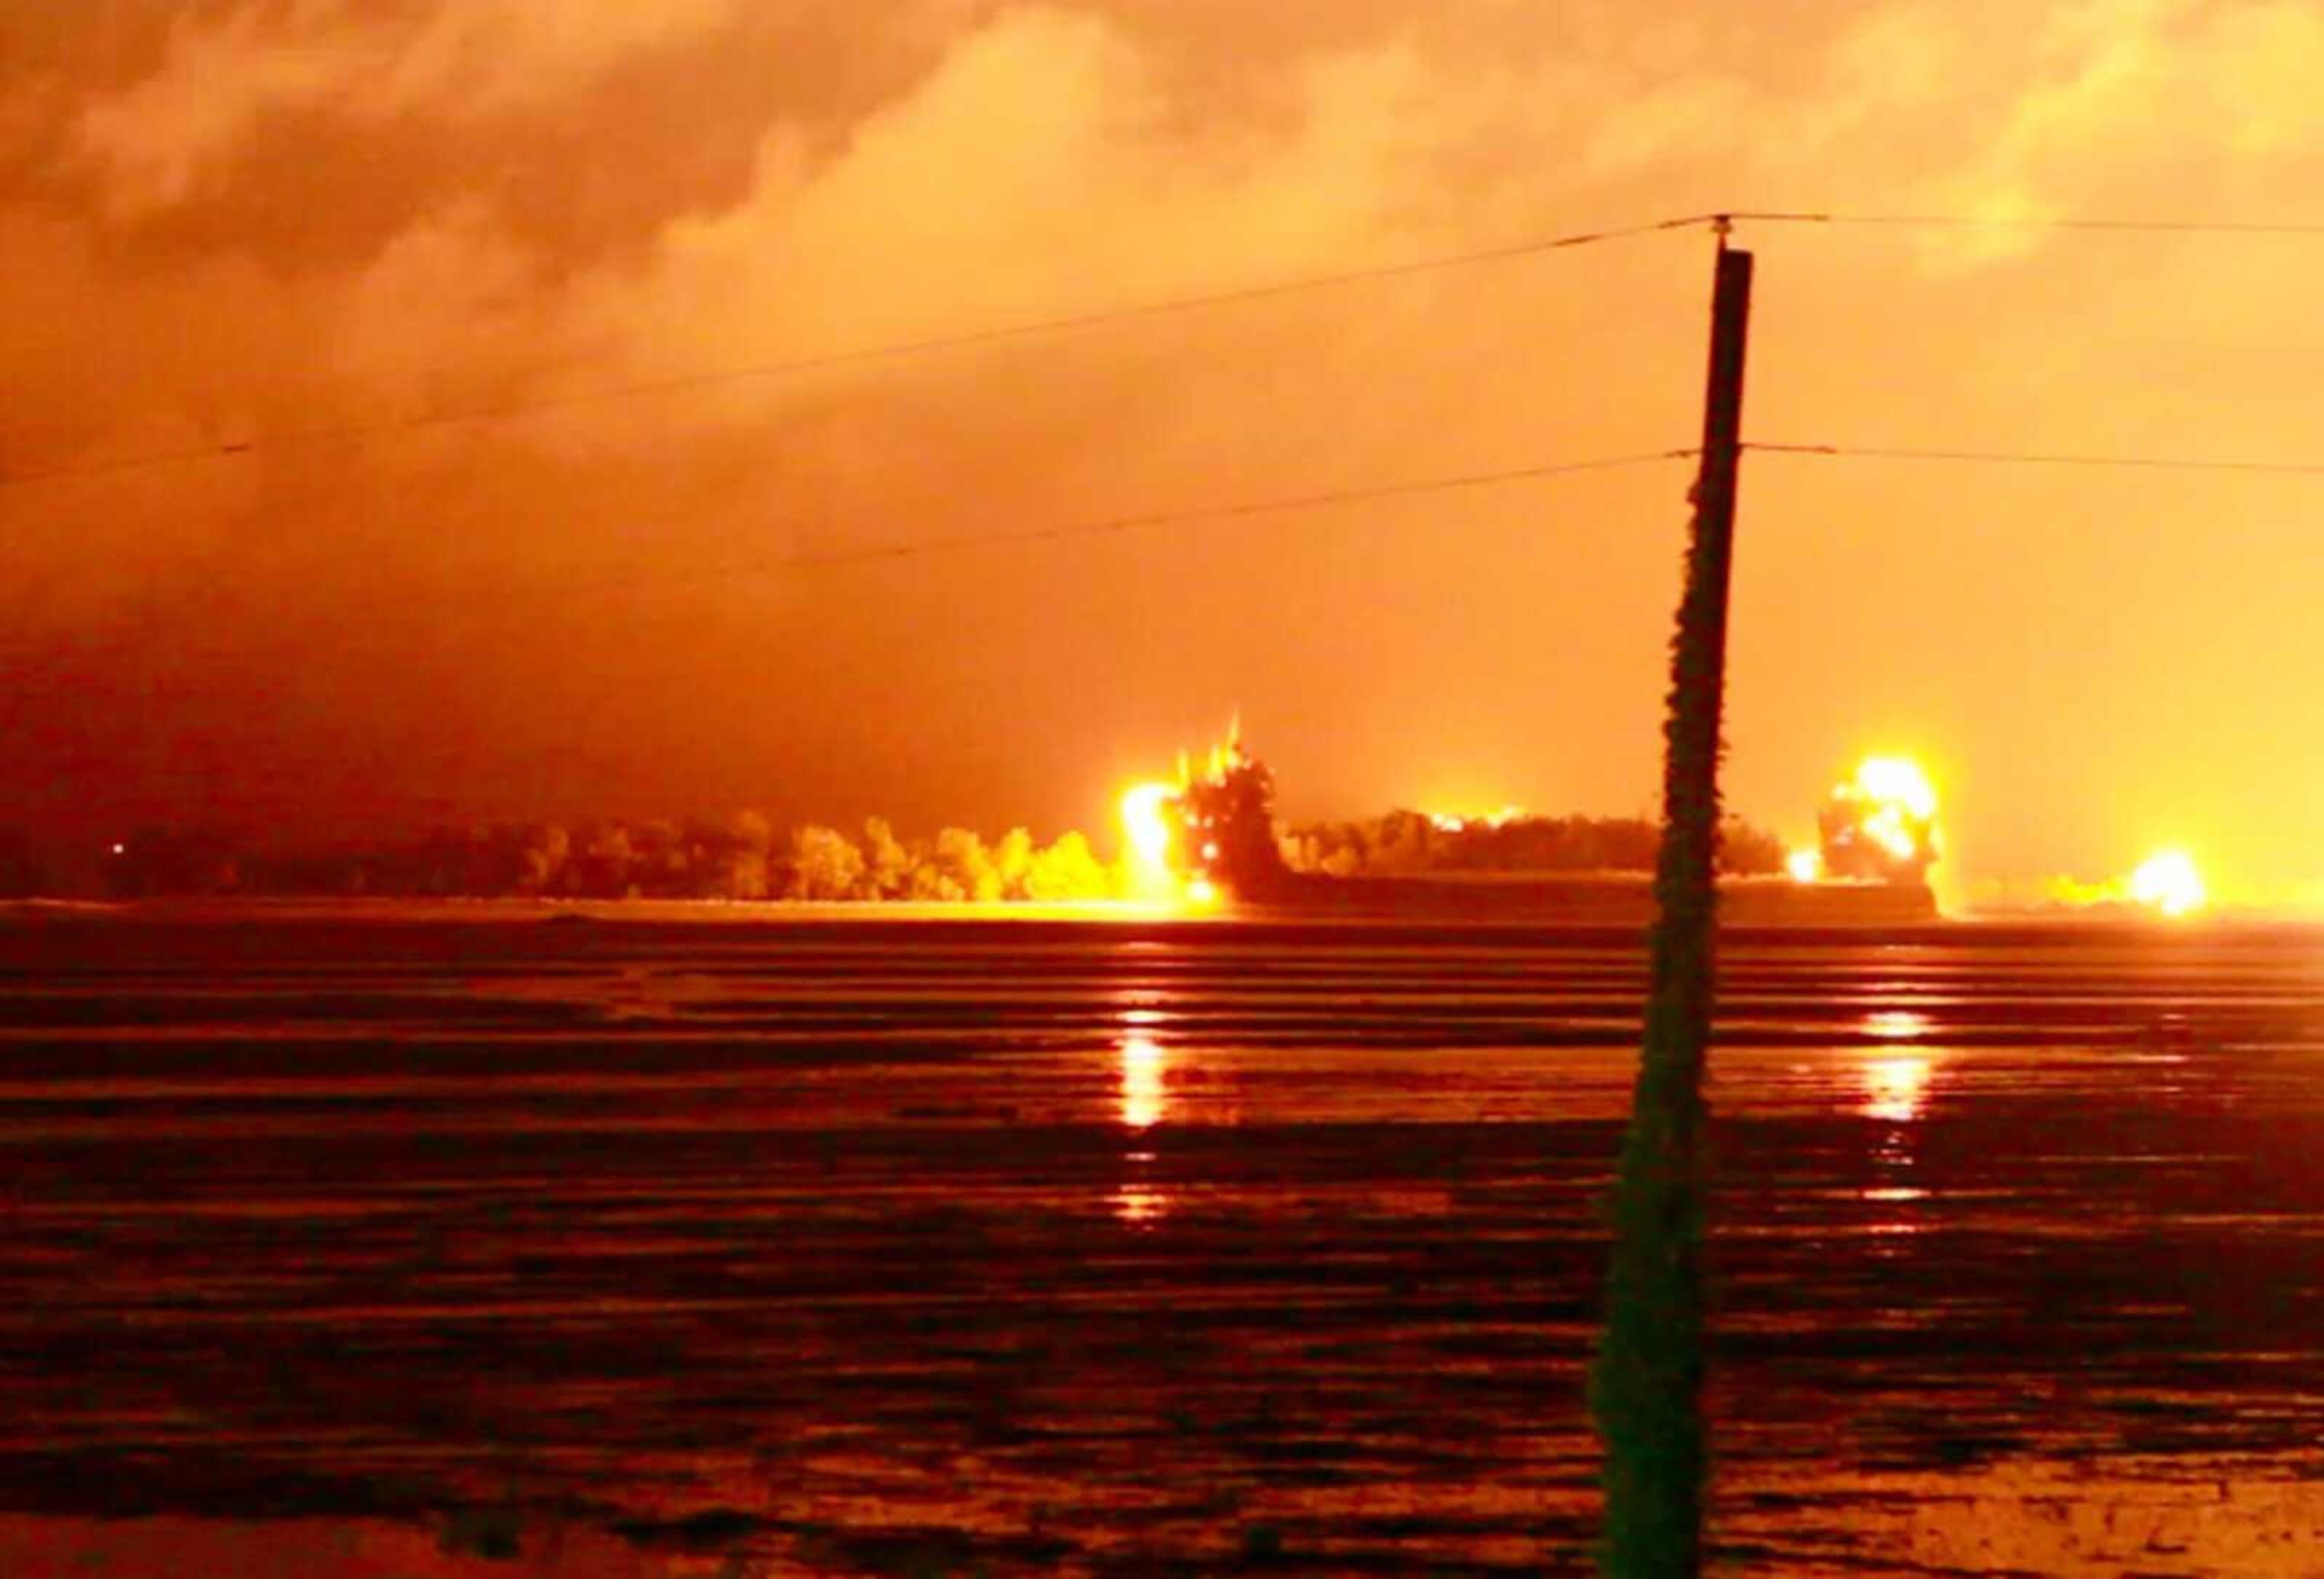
top-left (1816, 756), bottom-right (1942, 884)
top-left (2041, 848), bottom-right (2210, 919)
top-left (1118, 782), bottom-right (1180, 900)
top-left (1113, 722), bottom-right (1287, 906)
top-left (2129, 849), bottom-right (2207, 919)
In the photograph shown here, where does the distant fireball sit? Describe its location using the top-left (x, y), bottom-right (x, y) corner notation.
top-left (2129, 850), bottom-right (2207, 918)
top-left (1818, 757), bottom-right (1942, 885)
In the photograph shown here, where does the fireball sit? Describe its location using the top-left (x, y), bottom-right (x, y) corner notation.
top-left (1847, 758), bottom-right (1938, 862)
top-left (1119, 782), bottom-right (1179, 887)
top-left (1853, 757), bottom-right (1938, 821)
top-left (1115, 720), bottom-right (1284, 907)
top-left (1785, 847), bottom-right (1824, 884)
top-left (1819, 755), bottom-right (1943, 882)
top-left (2129, 850), bottom-right (2206, 919)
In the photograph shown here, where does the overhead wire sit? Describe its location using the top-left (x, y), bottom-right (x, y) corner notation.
top-left (778, 449), bottom-right (1702, 572)
top-left (1747, 441), bottom-right (2324, 478)
top-left (1725, 210), bottom-right (2324, 238)
top-left (296, 447), bottom-right (1700, 614)
top-left (0, 213), bottom-right (1710, 493)
top-left (16, 200), bottom-right (2324, 559)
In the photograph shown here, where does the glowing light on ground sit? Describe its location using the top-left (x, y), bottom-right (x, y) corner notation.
top-left (2129, 850), bottom-right (2207, 918)
top-left (1428, 806), bottom-right (1525, 834)
top-left (1787, 847), bottom-right (1824, 883)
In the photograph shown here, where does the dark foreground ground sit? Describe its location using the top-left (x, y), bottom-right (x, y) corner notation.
top-left (2, 907), bottom-right (2322, 1575)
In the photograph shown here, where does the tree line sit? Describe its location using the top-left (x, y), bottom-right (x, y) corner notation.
top-left (1282, 810), bottom-right (1787, 879)
top-left (0, 817), bottom-right (1126, 902)
top-left (0, 807), bottom-right (1794, 902)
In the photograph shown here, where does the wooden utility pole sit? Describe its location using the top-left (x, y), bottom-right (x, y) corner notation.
top-left (1590, 226), bottom-right (1754, 1578)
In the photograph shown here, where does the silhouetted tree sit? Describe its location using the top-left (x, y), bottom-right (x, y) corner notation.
top-left (719, 812), bottom-right (773, 900)
top-left (1026, 832), bottom-right (1106, 901)
top-left (1173, 741), bottom-right (1291, 896)
top-left (932, 827), bottom-right (1001, 903)
top-left (862, 818), bottom-right (913, 899)
top-left (787, 825), bottom-right (865, 901)
top-left (994, 827), bottom-right (1036, 899)
top-left (517, 824), bottom-right (571, 896)
top-left (1715, 817), bottom-right (1784, 877)
top-left (577, 823), bottom-right (638, 898)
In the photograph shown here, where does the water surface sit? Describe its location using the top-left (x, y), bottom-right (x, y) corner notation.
top-left (3, 910), bottom-right (2321, 1575)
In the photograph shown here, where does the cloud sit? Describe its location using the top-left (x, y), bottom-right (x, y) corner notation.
top-left (76, 0), bottom-right (744, 217)
top-left (571, 7), bottom-right (1469, 374)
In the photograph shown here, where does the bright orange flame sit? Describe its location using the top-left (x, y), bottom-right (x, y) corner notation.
top-left (1115, 721), bottom-right (1258, 908)
top-left (1822, 755), bottom-right (1943, 879)
top-left (1428, 805), bottom-right (1524, 834)
top-left (2130, 850), bottom-right (2206, 918)
top-left (1847, 757), bottom-right (1937, 861)
top-left (1853, 757), bottom-right (1938, 821)
top-left (1119, 781), bottom-right (1177, 884)
top-left (1786, 847), bottom-right (1823, 883)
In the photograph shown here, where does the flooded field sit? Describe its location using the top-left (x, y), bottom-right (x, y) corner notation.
top-left (2, 908), bottom-right (2322, 1575)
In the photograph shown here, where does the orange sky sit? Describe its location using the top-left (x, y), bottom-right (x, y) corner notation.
top-left (2, 2), bottom-right (2320, 899)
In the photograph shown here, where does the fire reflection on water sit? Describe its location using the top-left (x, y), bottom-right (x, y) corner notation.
top-left (1114, 1026), bottom-right (1175, 1226)
top-left (1861, 1055), bottom-right (1933, 1125)
top-left (1858, 1007), bottom-right (1938, 1231)
top-left (1118, 1034), bottom-right (1167, 1132)
top-left (1109, 1184), bottom-right (1168, 1225)
top-left (1860, 1001), bottom-right (1938, 1127)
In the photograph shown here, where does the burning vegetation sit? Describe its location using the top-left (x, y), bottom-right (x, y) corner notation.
top-left (2044, 848), bottom-right (2210, 919)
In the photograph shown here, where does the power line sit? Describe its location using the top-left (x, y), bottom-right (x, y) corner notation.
top-left (166, 447), bottom-right (1698, 616)
top-left (16, 202), bottom-right (2321, 495)
top-left (0, 214), bottom-right (1710, 494)
top-left (1727, 209), bottom-right (2324, 238)
top-left (1747, 440), bottom-right (2324, 478)
top-left (778, 448), bottom-right (1700, 572)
